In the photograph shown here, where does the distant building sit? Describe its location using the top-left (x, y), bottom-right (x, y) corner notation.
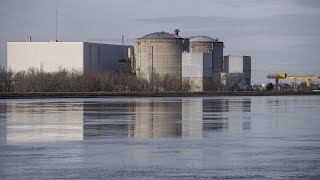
top-left (7, 42), bottom-right (130, 73)
top-left (189, 36), bottom-right (224, 74)
top-left (182, 52), bottom-right (213, 91)
top-left (223, 55), bottom-right (251, 86)
top-left (188, 36), bottom-right (224, 90)
top-left (6, 30), bottom-right (253, 92)
top-left (134, 32), bottom-right (184, 80)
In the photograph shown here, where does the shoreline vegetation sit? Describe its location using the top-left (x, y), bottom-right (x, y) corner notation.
top-left (1, 91), bottom-right (319, 99)
top-left (0, 67), bottom-right (247, 93)
top-left (0, 68), bottom-right (194, 93)
top-left (1, 67), bottom-right (319, 99)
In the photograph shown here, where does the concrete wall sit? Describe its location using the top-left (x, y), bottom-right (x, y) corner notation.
top-left (84, 43), bottom-right (130, 73)
top-left (223, 55), bottom-right (251, 85)
top-left (190, 42), bottom-right (213, 53)
top-left (7, 42), bottom-right (84, 72)
top-left (212, 42), bottom-right (224, 73)
top-left (182, 52), bottom-right (203, 78)
top-left (243, 56), bottom-right (251, 85)
top-left (182, 52), bottom-right (213, 91)
top-left (7, 42), bottom-right (129, 73)
top-left (224, 55), bottom-right (244, 73)
top-left (189, 41), bottom-right (223, 74)
top-left (134, 39), bottom-right (183, 79)
top-left (182, 52), bottom-right (212, 78)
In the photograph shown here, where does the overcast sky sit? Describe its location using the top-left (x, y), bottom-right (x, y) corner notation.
top-left (1, 0), bottom-right (319, 82)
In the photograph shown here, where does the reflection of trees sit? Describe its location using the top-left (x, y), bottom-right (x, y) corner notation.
top-left (208, 73), bottom-right (245, 91)
top-left (83, 102), bottom-right (133, 139)
top-left (242, 99), bottom-right (251, 131)
top-left (0, 103), bottom-right (7, 144)
top-left (203, 98), bottom-right (252, 134)
top-left (203, 99), bottom-right (229, 131)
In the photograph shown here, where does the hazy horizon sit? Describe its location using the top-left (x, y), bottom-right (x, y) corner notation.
top-left (1, 0), bottom-right (320, 82)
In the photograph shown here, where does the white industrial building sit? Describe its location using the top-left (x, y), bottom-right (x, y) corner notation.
top-left (222, 55), bottom-right (251, 87)
top-left (7, 42), bottom-right (130, 73)
top-left (182, 52), bottom-right (213, 91)
top-left (6, 30), bottom-right (252, 92)
top-left (188, 36), bottom-right (224, 74)
top-left (186, 36), bottom-right (224, 91)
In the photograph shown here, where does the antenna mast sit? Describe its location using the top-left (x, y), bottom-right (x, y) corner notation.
top-left (56, 8), bottom-right (58, 42)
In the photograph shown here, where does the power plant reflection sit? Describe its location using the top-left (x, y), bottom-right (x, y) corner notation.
top-left (0, 98), bottom-right (252, 143)
top-left (83, 98), bottom-right (251, 139)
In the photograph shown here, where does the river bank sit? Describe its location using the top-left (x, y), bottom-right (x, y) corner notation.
top-left (0, 91), bottom-right (320, 99)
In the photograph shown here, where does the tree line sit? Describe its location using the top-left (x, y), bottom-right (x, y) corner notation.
top-left (0, 67), bottom-right (195, 92)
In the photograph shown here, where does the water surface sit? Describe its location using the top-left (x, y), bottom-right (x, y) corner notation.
top-left (0, 96), bottom-right (320, 179)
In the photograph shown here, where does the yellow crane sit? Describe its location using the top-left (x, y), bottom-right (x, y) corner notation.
top-left (267, 73), bottom-right (320, 91)
top-left (267, 73), bottom-right (287, 90)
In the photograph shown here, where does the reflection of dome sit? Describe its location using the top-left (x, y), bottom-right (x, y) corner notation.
top-left (130, 100), bottom-right (182, 138)
top-left (140, 31), bottom-right (182, 39)
top-left (189, 36), bottom-right (217, 42)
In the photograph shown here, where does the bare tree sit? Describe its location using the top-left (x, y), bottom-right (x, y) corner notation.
top-left (0, 67), bottom-right (196, 93)
top-left (0, 66), bottom-right (14, 92)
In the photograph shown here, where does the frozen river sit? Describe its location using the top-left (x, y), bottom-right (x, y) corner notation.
top-left (0, 96), bottom-right (320, 179)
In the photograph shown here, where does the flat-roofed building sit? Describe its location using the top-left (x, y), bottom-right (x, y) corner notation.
top-left (7, 41), bottom-right (130, 73)
top-left (182, 52), bottom-right (213, 91)
top-left (223, 55), bottom-right (251, 86)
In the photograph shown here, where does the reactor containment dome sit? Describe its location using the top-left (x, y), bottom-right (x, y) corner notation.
top-left (134, 31), bottom-right (184, 80)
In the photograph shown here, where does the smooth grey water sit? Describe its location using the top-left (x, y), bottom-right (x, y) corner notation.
top-left (0, 96), bottom-right (320, 179)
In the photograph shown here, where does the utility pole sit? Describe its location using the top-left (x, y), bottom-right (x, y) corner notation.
top-left (56, 8), bottom-right (58, 42)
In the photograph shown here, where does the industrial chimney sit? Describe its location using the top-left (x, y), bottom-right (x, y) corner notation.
top-left (174, 29), bottom-right (180, 37)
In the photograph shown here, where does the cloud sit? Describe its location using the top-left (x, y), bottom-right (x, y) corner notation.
top-left (214, 0), bottom-right (264, 8)
top-left (293, 0), bottom-right (320, 8)
top-left (138, 14), bottom-right (320, 37)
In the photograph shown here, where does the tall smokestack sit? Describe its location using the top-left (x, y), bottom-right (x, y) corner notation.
top-left (174, 29), bottom-right (180, 37)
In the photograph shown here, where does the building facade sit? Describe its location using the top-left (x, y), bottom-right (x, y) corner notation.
top-left (7, 42), bottom-right (130, 73)
top-left (223, 55), bottom-right (251, 86)
top-left (134, 32), bottom-right (184, 80)
top-left (182, 52), bottom-right (213, 91)
top-left (189, 36), bottom-right (224, 74)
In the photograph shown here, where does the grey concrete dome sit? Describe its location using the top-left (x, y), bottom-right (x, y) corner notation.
top-left (140, 31), bottom-right (181, 39)
top-left (134, 31), bottom-right (184, 80)
top-left (189, 36), bottom-right (217, 42)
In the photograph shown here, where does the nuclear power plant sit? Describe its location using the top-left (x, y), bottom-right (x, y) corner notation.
top-left (6, 29), bottom-right (251, 91)
top-left (132, 30), bottom-right (250, 91)
top-left (134, 31), bottom-right (185, 79)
